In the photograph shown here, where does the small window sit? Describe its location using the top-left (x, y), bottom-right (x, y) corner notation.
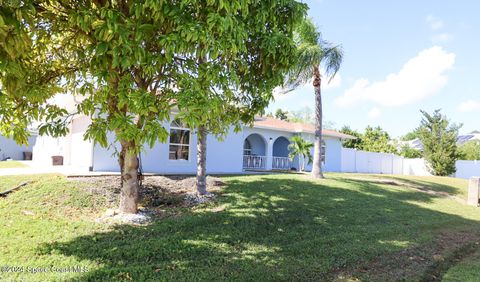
top-left (321, 140), bottom-right (326, 164)
top-left (169, 119), bottom-right (190, 160)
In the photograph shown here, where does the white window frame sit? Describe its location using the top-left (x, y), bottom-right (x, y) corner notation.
top-left (169, 120), bottom-right (191, 162)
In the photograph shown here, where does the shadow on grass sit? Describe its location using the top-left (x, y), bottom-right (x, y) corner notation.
top-left (38, 175), bottom-right (480, 281)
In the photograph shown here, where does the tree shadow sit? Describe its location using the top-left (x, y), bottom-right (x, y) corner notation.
top-left (37, 175), bottom-right (480, 281)
top-left (334, 173), bottom-right (465, 198)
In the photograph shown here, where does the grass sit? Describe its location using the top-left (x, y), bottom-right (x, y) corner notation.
top-left (1, 173), bottom-right (480, 281)
top-left (0, 160), bottom-right (28, 168)
top-left (443, 248), bottom-right (480, 281)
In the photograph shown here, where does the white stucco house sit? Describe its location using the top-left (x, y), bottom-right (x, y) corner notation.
top-left (32, 114), bottom-right (355, 174)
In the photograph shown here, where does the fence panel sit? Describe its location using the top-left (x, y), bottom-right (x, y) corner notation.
top-left (456, 160), bottom-right (480, 179)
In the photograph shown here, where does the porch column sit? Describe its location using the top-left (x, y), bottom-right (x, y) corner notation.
top-left (266, 137), bottom-right (273, 170)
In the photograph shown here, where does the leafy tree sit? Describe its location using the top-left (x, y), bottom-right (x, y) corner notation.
top-left (288, 135), bottom-right (313, 172)
top-left (361, 126), bottom-right (397, 154)
top-left (274, 109), bottom-right (289, 120)
top-left (418, 109), bottom-right (461, 176)
top-left (284, 18), bottom-right (343, 179)
top-left (339, 126), bottom-right (362, 149)
top-left (0, 1), bottom-right (307, 212)
top-left (398, 144), bottom-right (423, 158)
top-left (400, 129), bottom-right (421, 141)
top-left (173, 2), bottom-right (306, 195)
top-left (288, 106), bottom-right (314, 124)
top-left (458, 141), bottom-right (480, 160)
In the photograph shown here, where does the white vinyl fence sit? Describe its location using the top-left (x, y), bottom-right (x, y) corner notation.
top-left (455, 160), bottom-right (480, 179)
top-left (340, 148), bottom-right (480, 179)
top-left (341, 148), bottom-right (403, 174)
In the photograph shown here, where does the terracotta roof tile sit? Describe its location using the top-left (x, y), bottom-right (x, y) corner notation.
top-left (253, 117), bottom-right (356, 139)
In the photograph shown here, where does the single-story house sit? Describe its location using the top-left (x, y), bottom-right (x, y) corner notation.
top-left (32, 114), bottom-right (355, 174)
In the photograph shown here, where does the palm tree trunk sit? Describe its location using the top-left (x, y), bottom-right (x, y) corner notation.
top-left (311, 66), bottom-right (324, 178)
top-left (196, 125), bottom-right (208, 195)
top-left (119, 140), bottom-right (139, 213)
top-left (302, 154), bottom-right (306, 172)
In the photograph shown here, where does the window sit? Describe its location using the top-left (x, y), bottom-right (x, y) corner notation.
top-left (322, 140), bottom-right (326, 164)
top-left (169, 119), bottom-right (190, 160)
top-left (243, 139), bottom-right (252, 155)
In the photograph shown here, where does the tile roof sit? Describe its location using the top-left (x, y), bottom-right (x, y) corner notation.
top-left (253, 117), bottom-right (356, 139)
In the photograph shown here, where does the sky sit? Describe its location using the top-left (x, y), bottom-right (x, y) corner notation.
top-left (267, 0), bottom-right (480, 137)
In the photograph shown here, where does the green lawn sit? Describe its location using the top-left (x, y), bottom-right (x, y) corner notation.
top-left (0, 161), bottom-right (28, 168)
top-left (1, 173), bottom-right (480, 281)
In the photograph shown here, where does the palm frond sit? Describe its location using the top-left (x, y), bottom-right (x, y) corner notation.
top-left (322, 45), bottom-right (344, 83)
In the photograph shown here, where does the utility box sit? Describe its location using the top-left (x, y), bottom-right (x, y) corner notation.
top-left (467, 177), bottom-right (480, 206)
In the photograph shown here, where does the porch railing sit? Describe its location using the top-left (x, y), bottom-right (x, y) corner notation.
top-left (272, 157), bottom-right (291, 170)
top-left (243, 155), bottom-right (266, 170)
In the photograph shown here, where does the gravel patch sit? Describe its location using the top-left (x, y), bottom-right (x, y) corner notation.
top-left (96, 209), bottom-right (153, 225)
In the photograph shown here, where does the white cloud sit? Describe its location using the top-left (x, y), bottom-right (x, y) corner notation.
top-left (367, 107), bottom-right (381, 119)
top-left (458, 100), bottom-right (480, 112)
top-left (426, 15), bottom-right (444, 30)
top-left (324, 73), bottom-right (342, 89)
top-left (335, 46), bottom-right (455, 108)
top-left (432, 33), bottom-right (453, 43)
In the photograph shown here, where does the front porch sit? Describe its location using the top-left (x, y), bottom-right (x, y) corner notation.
top-left (242, 134), bottom-right (296, 171)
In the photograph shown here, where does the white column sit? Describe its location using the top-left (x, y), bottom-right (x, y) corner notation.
top-left (266, 137), bottom-right (273, 170)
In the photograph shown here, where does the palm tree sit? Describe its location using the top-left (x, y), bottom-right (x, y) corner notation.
top-left (288, 135), bottom-right (313, 172)
top-left (284, 18), bottom-right (343, 178)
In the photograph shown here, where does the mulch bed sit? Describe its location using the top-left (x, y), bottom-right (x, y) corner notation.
top-left (69, 175), bottom-right (226, 209)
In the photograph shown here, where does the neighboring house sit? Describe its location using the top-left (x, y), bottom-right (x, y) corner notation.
top-left (0, 134), bottom-right (36, 160)
top-left (457, 133), bottom-right (480, 145)
top-left (32, 115), bottom-right (355, 174)
top-left (400, 132), bottom-right (480, 152)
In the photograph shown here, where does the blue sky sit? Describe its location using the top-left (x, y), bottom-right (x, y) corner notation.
top-left (267, 0), bottom-right (480, 137)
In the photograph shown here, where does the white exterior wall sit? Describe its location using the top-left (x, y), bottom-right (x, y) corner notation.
top-left (70, 116), bottom-right (94, 169)
top-left (301, 133), bottom-right (342, 172)
top-left (0, 135), bottom-right (36, 160)
top-left (32, 116), bottom-right (92, 169)
top-left (91, 125), bottom-right (344, 174)
top-left (93, 123), bottom-right (245, 174)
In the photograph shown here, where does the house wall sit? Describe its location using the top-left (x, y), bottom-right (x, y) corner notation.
top-left (70, 116), bottom-right (94, 169)
top-left (91, 125), bottom-right (344, 173)
top-left (92, 123), bottom-right (245, 174)
top-left (30, 114), bottom-right (345, 174)
top-left (31, 116), bottom-right (92, 169)
top-left (0, 134), bottom-right (36, 160)
top-left (300, 133), bottom-right (342, 172)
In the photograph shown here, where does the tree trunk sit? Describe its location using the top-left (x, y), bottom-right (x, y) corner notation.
top-left (196, 125), bottom-right (208, 195)
top-left (311, 67), bottom-right (324, 179)
top-left (301, 155), bottom-right (304, 172)
top-left (119, 140), bottom-right (139, 214)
